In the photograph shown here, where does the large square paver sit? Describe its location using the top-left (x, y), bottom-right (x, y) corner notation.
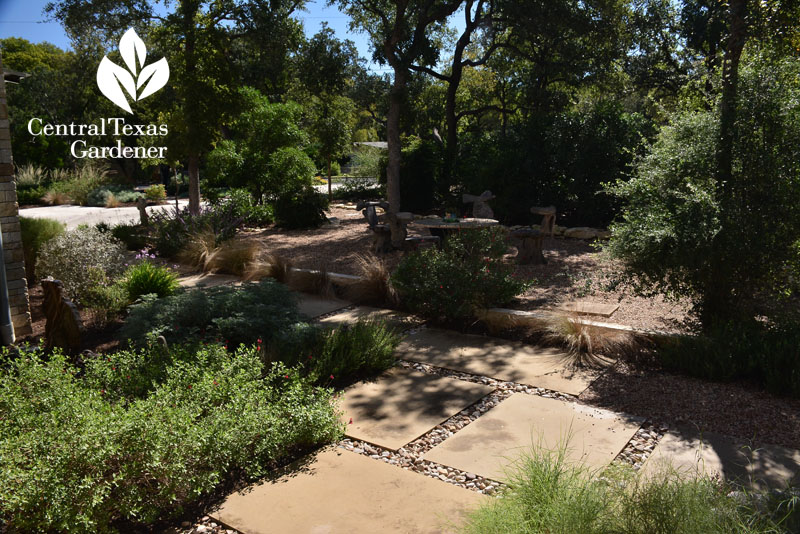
top-left (178, 273), bottom-right (240, 288)
top-left (397, 328), bottom-right (608, 395)
top-left (319, 306), bottom-right (421, 330)
top-left (342, 367), bottom-right (494, 450)
top-left (642, 431), bottom-right (800, 491)
top-left (297, 294), bottom-right (350, 318)
top-left (213, 448), bottom-right (485, 534)
top-left (425, 393), bottom-right (642, 481)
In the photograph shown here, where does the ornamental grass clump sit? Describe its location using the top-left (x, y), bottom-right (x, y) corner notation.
top-left (120, 258), bottom-right (180, 301)
top-left (463, 441), bottom-right (788, 534)
top-left (391, 227), bottom-right (530, 321)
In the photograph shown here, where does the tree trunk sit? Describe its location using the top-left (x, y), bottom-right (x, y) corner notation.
top-left (327, 156), bottom-right (332, 201)
top-left (386, 69), bottom-right (406, 248)
top-left (717, 0), bottom-right (748, 190)
top-left (188, 154), bottom-right (201, 215)
top-left (704, 0), bottom-right (749, 328)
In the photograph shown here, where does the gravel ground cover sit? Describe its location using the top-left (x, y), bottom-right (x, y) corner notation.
top-left (250, 207), bottom-right (692, 332)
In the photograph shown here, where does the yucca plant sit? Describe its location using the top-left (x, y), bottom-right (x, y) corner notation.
top-left (120, 261), bottom-right (180, 301)
top-left (544, 314), bottom-right (637, 368)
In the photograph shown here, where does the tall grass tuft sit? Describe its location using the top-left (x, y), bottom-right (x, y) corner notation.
top-left (342, 253), bottom-right (398, 307)
top-left (288, 267), bottom-right (334, 298)
top-left (544, 314), bottom-right (638, 367)
top-left (244, 254), bottom-right (293, 284)
top-left (15, 164), bottom-right (47, 187)
top-left (463, 442), bottom-right (788, 534)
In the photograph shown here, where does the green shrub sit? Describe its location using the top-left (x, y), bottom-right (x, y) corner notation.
top-left (310, 321), bottom-right (401, 386)
top-left (120, 279), bottom-right (305, 349)
top-left (0, 345), bottom-right (342, 532)
top-left (120, 260), bottom-right (180, 301)
top-left (36, 226), bottom-right (126, 304)
top-left (274, 186), bottom-right (329, 229)
top-left (605, 47), bottom-right (800, 327)
top-left (334, 176), bottom-right (385, 202)
top-left (111, 223), bottom-right (148, 251)
top-left (463, 443), bottom-right (785, 534)
top-left (144, 184), bottom-right (167, 202)
top-left (658, 321), bottom-right (800, 398)
top-left (267, 320), bottom-right (401, 387)
top-left (219, 188), bottom-right (274, 227)
top-left (20, 216), bottom-right (65, 286)
top-left (391, 227), bottom-right (530, 321)
top-left (87, 185), bottom-right (144, 207)
top-left (84, 279), bottom-right (129, 326)
top-left (16, 184), bottom-right (47, 205)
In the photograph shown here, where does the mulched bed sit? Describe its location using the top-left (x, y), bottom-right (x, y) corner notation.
top-left (248, 207), bottom-right (692, 333)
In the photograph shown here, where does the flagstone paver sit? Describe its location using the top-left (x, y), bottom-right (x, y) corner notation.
top-left (554, 300), bottom-right (620, 317)
top-left (396, 328), bottom-right (609, 395)
top-left (177, 273), bottom-right (240, 288)
top-left (342, 367), bottom-right (494, 450)
top-left (213, 448), bottom-right (486, 534)
top-left (424, 393), bottom-right (643, 481)
top-left (318, 305), bottom-right (421, 330)
top-left (297, 294), bottom-right (350, 318)
top-left (641, 430), bottom-right (800, 491)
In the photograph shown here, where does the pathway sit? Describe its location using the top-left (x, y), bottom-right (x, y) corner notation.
top-left (20, 200), bottom-right (190, 229)
top-left (168, 278), bottom-right (800, 533)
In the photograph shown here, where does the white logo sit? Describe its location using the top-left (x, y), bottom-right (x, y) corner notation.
top-left (97, 29), bottom-right (169, 114)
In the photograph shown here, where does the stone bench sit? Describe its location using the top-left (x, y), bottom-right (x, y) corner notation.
top-left (510, 228), bottom-right (545, 265)
top-left (357, 201), bottom-right (416, 253)
top-left (530, 205), bottom-right (556, 237)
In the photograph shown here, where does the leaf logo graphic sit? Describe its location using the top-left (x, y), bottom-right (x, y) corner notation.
top-left (97, 29), bottom-right (169, 113)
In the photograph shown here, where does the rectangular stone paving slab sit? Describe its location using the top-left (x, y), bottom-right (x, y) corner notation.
top-left (297, 294), bottom-right (350, 318)
top-left (397, 328), bottom-right (609, 395)
top-left (178, 273), bottom-right (240, 288)
top-left (213, 448), bottom-right (485, 534)
top-left (319, 306), bottom-right (421, 330)
top-left (425, 393), bottom-right (642, 481)
top-left (554, 300), bottom-right (619, 318)
top-left (342, 367), bottom-right (494, 450)
top-left (642, 430), bottom-right (800, 491)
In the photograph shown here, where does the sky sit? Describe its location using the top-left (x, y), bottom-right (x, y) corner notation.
top-left (0, 0), bottom-right (394, 73)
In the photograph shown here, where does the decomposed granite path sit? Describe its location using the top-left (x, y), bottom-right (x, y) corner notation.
top-left (205, 304), bottom-right (799, 533)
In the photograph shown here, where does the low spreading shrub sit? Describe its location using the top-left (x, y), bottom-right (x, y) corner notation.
top-left (111, 223), bottom-right (149, 251)
top-left (16, 184), bottom-right (47, 205)
top-left (658, 320), bottom-right (800, 398)
top-left (266, 320), bottom-right (401, 387)
top-left (84, 278), bottom-right (129, 326)
top-left (391, 227), bottom-right (531, 321)
top-left (20, 217), bottom-right (65, 286)
top-left (36, 226), bottom-right (126, 304)
top-left (144, 184), bottom-right (167, 202)
top-left (120, 260), bottom-right (180, 301)
top-left (87, 185), bottom-right (144, 207)
top-left (120, 279), bottom-right (304, 349)
top-left (220, 188), bottom-right (274, 227)
top-left (274, 186), bottom-right (329, 229)
top-left (463, 443), bottom-right (789, 534)
top-left (147, 204), bottom-right (243, 258)
top-left (0, 344), bottom-right (342, 532)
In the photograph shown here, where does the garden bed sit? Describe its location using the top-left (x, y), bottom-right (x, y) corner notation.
top-left (248, 207), bottom-right (691, 333)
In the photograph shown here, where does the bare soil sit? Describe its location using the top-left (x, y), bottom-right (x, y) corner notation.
top-left (250, 207), bottom-right (692, 333)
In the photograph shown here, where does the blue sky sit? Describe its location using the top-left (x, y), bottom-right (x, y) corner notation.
top-left (0, 0), bottom-right (394, 73)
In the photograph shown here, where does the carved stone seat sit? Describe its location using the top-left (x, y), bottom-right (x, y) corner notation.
top-left (510, 228), bottom-right (545, 265)
top-left (463, 190), bottom-right (495, 219)
top-left (530, 205), bottom-right (556, 237)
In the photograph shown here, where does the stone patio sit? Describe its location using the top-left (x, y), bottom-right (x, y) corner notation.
top-left (642, 430), bottom-right (800, 491)
top-left (213, 448), bottom-right (485, 533)
top-left (341, 367), bottom-right (494, 450)
top-left (397, 328), bottom-right (609, 395)
top-left (424, 393), bottom-right (642, 481)
top-left (318, 305), bottom-right (421, 330)
top-left (296, 294), bottom-right (350, 318)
